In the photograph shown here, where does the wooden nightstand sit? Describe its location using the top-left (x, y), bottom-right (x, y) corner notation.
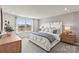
top-left (60, 31), bottom-right (76, 44)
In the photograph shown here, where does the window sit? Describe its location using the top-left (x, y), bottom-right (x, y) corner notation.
top-left (16, 18), bottom-right (33, 32)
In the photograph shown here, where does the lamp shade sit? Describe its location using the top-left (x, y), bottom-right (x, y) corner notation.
top-left (64, 25), bottom-right (71, 31)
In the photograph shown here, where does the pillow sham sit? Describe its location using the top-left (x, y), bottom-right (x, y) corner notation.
top-left (53, 29), bottom-right (57, 34)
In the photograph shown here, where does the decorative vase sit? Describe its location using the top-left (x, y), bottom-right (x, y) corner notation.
top-left (6, 32), bottom-right (12, 37)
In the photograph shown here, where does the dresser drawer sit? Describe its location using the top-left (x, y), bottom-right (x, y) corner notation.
top-left (60, 32), bottom-right (76, 44)
top-left (0, 40), bottom-right (21, 53)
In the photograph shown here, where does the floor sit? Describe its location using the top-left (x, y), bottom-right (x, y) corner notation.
top-left (17, 32), bottom-right (79, 53)
top-left (50, 42), bottom-right (79, 53)
top-left (22, 38), bottom-right (46, 53)
top-left (22, 38), bottom-right (79, 53)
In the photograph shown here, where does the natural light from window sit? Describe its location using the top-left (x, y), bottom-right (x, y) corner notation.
top-left (16, 19), bottom-right (33, 32)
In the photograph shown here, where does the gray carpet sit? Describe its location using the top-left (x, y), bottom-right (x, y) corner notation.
top-left (50, 42), bottom-right (79, 53)
top-left (22, 38), bottom-right (79, 53)
top-left (22, 38), bottom-right (46, 53)
top-left (17, 32), bottom-right (79, 53)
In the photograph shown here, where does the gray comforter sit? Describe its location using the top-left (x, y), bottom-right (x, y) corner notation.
top-left (32, 32), bottom-right (56, 43)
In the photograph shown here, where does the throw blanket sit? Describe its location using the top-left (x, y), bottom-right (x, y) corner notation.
top-left (32, 32), bottom-right (56, 43)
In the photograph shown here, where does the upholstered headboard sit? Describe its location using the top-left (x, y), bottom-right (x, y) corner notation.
top-left (39, 22), bottom-right (62, 35)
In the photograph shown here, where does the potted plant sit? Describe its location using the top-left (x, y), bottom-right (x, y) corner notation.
top-left (4, 25), bottom-right (14, 36)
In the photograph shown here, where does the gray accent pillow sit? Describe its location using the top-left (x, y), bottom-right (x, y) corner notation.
top-left (53, 29), bottom-right (57, 34)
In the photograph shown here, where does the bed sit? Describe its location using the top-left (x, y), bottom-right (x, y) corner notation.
top-left (29, 22), bottom-right (62, 51)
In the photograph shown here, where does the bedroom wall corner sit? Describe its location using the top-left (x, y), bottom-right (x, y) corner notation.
top-left (3, 13), bottom-right (16, 32)
top-left (33, 19), bottom-right (39, 32)
top-left (39, 11), bottom-right (79, 43)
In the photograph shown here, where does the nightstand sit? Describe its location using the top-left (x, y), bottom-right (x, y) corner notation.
top-left (60, 31), bottom-right (76, 44)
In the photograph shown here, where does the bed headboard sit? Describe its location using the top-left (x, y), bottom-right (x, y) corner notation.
top-left (39, 22), bottom-right (62, 35)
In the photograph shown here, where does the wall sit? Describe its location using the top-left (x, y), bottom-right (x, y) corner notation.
top-left (3, 13), bottom-right (39, 32)
top-left (39, 11), bottom-right (79, 42)
top-left (33, 19), bottom-right (39, 32)
top-left (0, 6), bottom-right (1, 31)
top-left (3, 13), bottom-right (16, 32)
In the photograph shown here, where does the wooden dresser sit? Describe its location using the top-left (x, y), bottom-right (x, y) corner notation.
top-left (0, 34), bottom-right (21, 53)
top-left (60, 31), bottom-right (76, 44)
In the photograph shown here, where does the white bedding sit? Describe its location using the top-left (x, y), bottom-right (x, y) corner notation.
top-left (29, 32), bottom-right (60, 51)
top-left (29, 22), bottom-right (62, 51)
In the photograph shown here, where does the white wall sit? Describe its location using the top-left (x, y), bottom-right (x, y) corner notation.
top-left (33, 19), bottom-right (39, 32)
top-left (40, 11), bottom-right (79, 42)
top-left (3, 13), bottom-right (39, 32)
top-left (3, 13), bottom-right (16, 32)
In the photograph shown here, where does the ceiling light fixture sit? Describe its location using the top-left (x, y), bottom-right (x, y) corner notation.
top-left (64, 8), bottom-right (68, 11)
top-left (64, 8), bottom-right (70, 12)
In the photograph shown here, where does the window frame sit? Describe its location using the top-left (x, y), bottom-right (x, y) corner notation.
top-left (15, 17), bottom-right (33, 33)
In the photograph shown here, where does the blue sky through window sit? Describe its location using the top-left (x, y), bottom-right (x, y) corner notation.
top-left (16, 19), bottom-right (32, 25)
top-left (26, 20), bottom-right (32, 25)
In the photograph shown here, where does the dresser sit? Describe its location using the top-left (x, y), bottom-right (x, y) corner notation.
top-left (0, 34), bottom-right (21, 53)
top-left (60, 31), bottom-right (76, 44)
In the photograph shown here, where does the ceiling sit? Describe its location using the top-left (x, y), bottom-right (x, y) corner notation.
top-left (2, 5), bottom-right (79, 19)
